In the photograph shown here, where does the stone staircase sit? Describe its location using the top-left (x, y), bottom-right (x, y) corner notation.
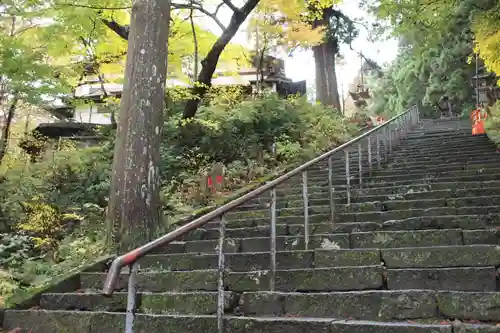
top-left (3, 119), bottom-right (500, 333)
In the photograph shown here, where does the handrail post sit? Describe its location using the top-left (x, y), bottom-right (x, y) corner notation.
top-left (376, 133), bottom-right (381, 169)
top-left (385, 127), bottom-right (389, 160)
top-left (125, 263), bottom-right (138, 333)
top-left (388, 123), bottom-right (393, 153)
top-left (302, 170), bottom-right (309, 250)
top-left (328, 156), bottom-right (335, 225)
top-left (367, 136), bottom-right (372, 177)
top-left (217, 215), bottom-right (226, 333)
top-left (345, 150), bottom-right (351, 205)
top-left (357, 142), bottom-right (363, 187)
top-left (269, 188), bottom-right (277, 291)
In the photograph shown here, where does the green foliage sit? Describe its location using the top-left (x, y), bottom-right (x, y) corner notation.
top-left (365, 0), bottom-right (477, 118)
top-left (485, 102), bottom-right (500, 146)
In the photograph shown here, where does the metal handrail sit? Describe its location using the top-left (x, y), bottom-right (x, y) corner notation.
top-left (102, 105), bottom-right (419, 333)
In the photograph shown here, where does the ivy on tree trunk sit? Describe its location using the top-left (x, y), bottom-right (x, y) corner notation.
top-left (106, 0), bottom-right (171, 253)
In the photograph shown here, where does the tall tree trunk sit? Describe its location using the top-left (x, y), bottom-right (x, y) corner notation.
top-left (313, 40), bottom-right (341, 111)
top-left (0, 96), bottom-right (19, 165)
top-left (106, 0), bottom-right (171, 253)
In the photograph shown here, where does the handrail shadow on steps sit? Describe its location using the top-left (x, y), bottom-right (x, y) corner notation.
top-left (102, 105), bottom-right (420, 333)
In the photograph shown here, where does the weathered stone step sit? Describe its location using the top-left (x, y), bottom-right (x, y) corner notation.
top-left (395, 139), bottom-right (495, 151)
top-left (352, 181), bottom-right (500, 197)
top-left (390, 152), bottom-right (500, 164)
top-left (224, 213), bottom-right (500, 237)
top-left (345, 188), bottom-right (500, 204)
top-left (137, 245), bottom-right (500, 272)
top-left (228, 196), bottom-right (500, 222)
top-left (40, 291), bottom-right (237, 315)
top-left (40, 290), bottom-right (500, 323)
top-left (242, 290), bottom-right (500, 322)
top-left (390, 147), bottom-right (496, 159)
top-left (375, 162), bottom-right (500, 176)
top-left (363, 174), bottom-right (500, 188)
top-left (336, 206), bottom-right (500, 223)
top-left (382, 245), bottom-right (500, 268)
top-left (278, 168), bottom-right (500, 190)
top-left (385, 158), bottom-right (500, 170)
top-left (220, 206), bottom-right (500, 228)
top-left (381, 214), bottom-right (500, 231)
top-left (80, 266), bottom-right (384, 292)
top-left (3, 311), bottom-right (471, 333)
top-left (155, 233), bottom-right (350, 255)
top-left (406, 131), bottom-right (477, 139)
top-left (246, 184), bottom-right (500, 208)
top-left (194, 211), bottom-right (500, 240)
top-left (253, 178), bottom-right (500, 199)
top-left (136, 249), bottom-right (380, 272)
top-left (387, 266), bottom-right (497, 291)
top-left (160, 228), bottom-right (500, 255)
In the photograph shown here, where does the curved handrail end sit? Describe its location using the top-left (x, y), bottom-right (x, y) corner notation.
top-left (102, 256), bottom-right (126, 296)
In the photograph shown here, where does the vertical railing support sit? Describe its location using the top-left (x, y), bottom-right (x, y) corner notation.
top-left (328, 156), bottom-right (335, 225)
top-left (345, 150), bottom-right (351, 205)
top-left (358, 142), bottom-right (363, 187)
top-left (382, 127), bottom-right (388, 161)
top-left (367, 136), bottom-right (372, 176)
top-left (388, 123), bottom-right (393, 154)
top-left (269, 188), bottom-right (277, 291)
top-left (125, 263), bottom-right (138, 333)
top-left (376, 134), bottom-right (381, 169)
top-left (217, 215), bottom-right (226, 333)
top-left (302, 170), bottom-right (309, 250)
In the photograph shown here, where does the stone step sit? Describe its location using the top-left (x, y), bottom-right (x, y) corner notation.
top-left (80, 266), bottom-right (385, 292)
top-left (381, 245), bottom-right (500, 268)
top-left (36, 290), bottom-right (500, 323)
top-left (217, 206), bottom-right (500, 229)
top-left (264, 177), bottom-right (500, 198)
top-left (132, 244), bottom-right (500, 272)
top-left (137, 245), bottom-right (500, 272)
top-left (403, 140), bottom-right (492, 148)
top-left (385, 158), bottom-right (500, 170)
top-left (136, 249), bottom-right (379, 272)
top-left (375, 162), bottom-right (500, 176)
top-left (152, 234), bottom-right (351, 255)
top-left (336, 206), bottom-right (500, 223)
top-left (156, 229), bottom-right (500, 255)
top-left (277, 168), bottom-right (500, 190)
top-left (191, 213), bottom-right (500, 241)
top-left (363, 174), bottom-right (500, 188)
top-left (39, 291), bottom-right (237, 315)
top-left (390, 147), bottom-right (496, 159)
top-left (390, 152), bottom-right (500, 164)
top-left (387, 267), bottom-right (497, 291)
top-left (346, 188), bottom-right (500, 204)
top-left (241, 290), bottom-right (500, 322)
top-left (227, 196), bottom-right (500, 222)
top-left (247, 184), bottom-right (500, 208)
top-left (4, 311), bottom-right (474, 333)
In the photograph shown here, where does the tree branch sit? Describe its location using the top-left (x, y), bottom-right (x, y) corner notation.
top-left (62, 1), bottom-right (227, 32)
top-left (171, 2), bottom-right (225, 30)
top-left (101, 18), bottom-right (130, 40)
top-left (222, 0), bottom-right (240, 13)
